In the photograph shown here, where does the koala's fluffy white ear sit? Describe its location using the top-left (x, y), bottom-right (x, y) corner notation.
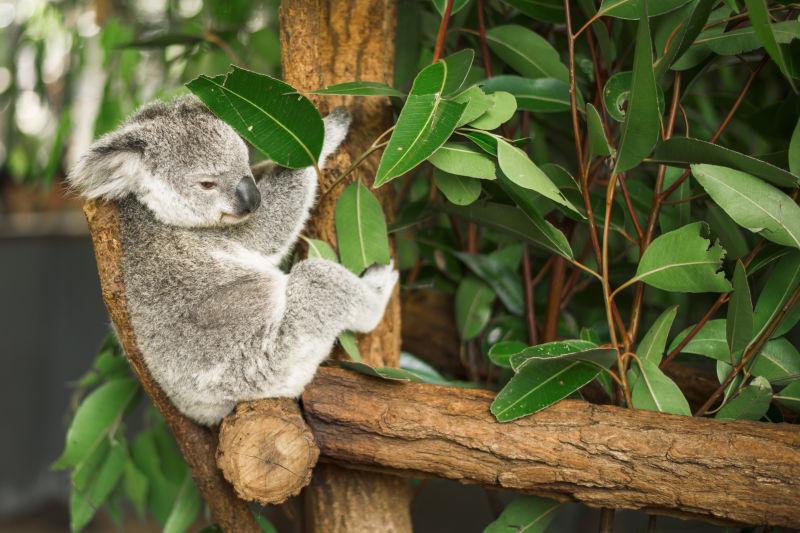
top-left (67, 125), bottom-right (147, 200)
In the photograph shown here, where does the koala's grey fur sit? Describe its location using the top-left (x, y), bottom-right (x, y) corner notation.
top-left (69, 96), bottom-right (397, 425)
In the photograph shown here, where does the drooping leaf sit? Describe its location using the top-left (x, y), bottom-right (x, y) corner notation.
top-left (429, 142), bottom-right (497, 179)
top-left (453, 86), bottom-right (494, 127)
top-left (433, 169), bottom-right (483, 206)
top-left (699, 20), bottom-right (800, 56)
top-left (500, 0), bottom-right (564, 23)
top-left (586, 103), bottom-right (613, 157)
top-left (509, 341), bottom-right (618, 371)
top-left (399, 352), bottom-right (454, 385)
top-left (302, 236), bottom-right (338, 262)
top-left (485, 25), bottom-right (569, 81)
top-left (614, 2), bottom-right (661, 173)
top-left (497, 139), bottom-right (580, 214)
top-left (599, 0), bottom-right (693, 20)
top-left (339, 360), bottom-right (427, 382)
top-left (484, 496), bottom-right (560, 533)
top-left (715, 376), bottom-right (772, 421)
top-left (54, 378), bottom-right (139, 469)
top-left (186, 67), bottom-right (323, 168)
top-left (491, 359), bottom-right (601, 421)
top-left (70, 438), bottom-right (127, 532)
top-left (455, 252), bottom-right (524, 315)
top-left (652, 138), bottom-right (799, 187)
top-left (438, 202), bottom-right (573, 259)
top-left (306, 81), bottom-right (405, 97)
top-left (163, 471), bottom-right (201, 533)
top-left (455, 276), bottom-right (497, 340)
top-left (636, 306), bottom-right (678, 365)
top-left (633, 222), bottom-right (731, 293)
top-left (631, 359), bottom-right (692, 415)
top-left (727, 261), bottom-right (754, 356)
top-left (338, 331), bottom-right (362, 362)
top-left (753, 251), bottom-right (800, 338)
top-left (774, 380), bottom-right (800, 411)
top-left (481, 76), bottom-right (572, 113)
top-left (335, 181), bottom-right (391, 274)
top-left (469, 91), bottom-right (517, 130)
top-left (692, 164), bottom-right (800, 249)
top-left (653, 0), bottom-right (716, 79)
top-left (743, 0), bottom-right (797, 90)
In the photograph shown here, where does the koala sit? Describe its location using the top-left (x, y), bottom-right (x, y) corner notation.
top-left (69, 95), bottom-right (397, 425)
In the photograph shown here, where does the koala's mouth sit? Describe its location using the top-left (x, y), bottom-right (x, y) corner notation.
top-left (219, 212), bottom-right (252, 224)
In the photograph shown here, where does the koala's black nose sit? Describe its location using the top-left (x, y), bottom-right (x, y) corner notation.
top-left (235, 176), bottom-right (261, 215)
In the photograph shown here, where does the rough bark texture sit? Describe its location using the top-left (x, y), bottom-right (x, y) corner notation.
top-left (296, 367), bottom-right (799, 528)
top-left (279, 2), bottom-right (411, 531)
top-left (217, 398), bottom-right (319, 505)
top-left (83, 200), bottom-right (259, 533)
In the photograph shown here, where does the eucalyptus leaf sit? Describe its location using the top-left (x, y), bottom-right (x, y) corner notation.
top-left (790, 117), bottom-right (800, 176)
top-left (429, 142), bottom-right (497, 179)
top-left (335, 181), bottom-right (390, 274)
top-left (653, 0), bottom-right (716, 79)
top-left (586, 103), bottom-right (613, 157)
top-left (338, 331), bottom-right (362, 362)
top-left (774, 380), bottom-right (800, 411)
top-left (715, 376), bottom-right (772, 421)
top-left (599, 0), bottom-right (693, 20)
top-left (632, 222), bottom-right (731, 293)
top-left (510, 341), bottom-right (618, 371)
top-left (302, 236), bottom-right (338, 262)
top-left (485, 25), bottom-right (569, 82)
top-left (163, 471), bottom-right (201, 533)
top-left (484, 496), bottom-right (560, 533)
top-left (306, 81), bottom-right (405, 97)
top-left (743, 0), bottom-right (797, 90)
top-left (488, 340), bottom-right (528, 368)
top-left (469, 91), bottom-right (517, 130)
top-left (753, 250), bottom-right (800, 338)
top-left (434, 169), bottom-right (483, 205)
top-left (453, 86), bottom-right (494, 126)
top-left (727, 261), bottom-right (754, 356)
top-left (455, 276), bottom-right (497, 340)
top-left (751, 338), bottom-right (800, 385)
top-left (339, 360), bottom-right (426, 382)
top-left (603, 71), bottom-right (665, 122)
top-left (455, 252), bottom-right (524, 315)
top-left (70, 439), bottom-right (127, 532)
top-left (636, 306), bottom-right (678, 365)
top-left (124, 459), bottom-right (149, 518)
top-left (699, 20), bottom-right (800, 56)
top-left (631, 359), bottom-right (692, 415)
top-left (692, 164), bottom-right (800, 249)
top-left (481, 76), bottom-right (573, 113)
top-left (500, 0), bottom-right (564, 23)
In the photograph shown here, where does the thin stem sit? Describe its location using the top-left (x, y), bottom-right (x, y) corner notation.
top-left (476, 0), bottom-right (493, 77)
top-left (320, 142), bottom-right (387, 199)
top-left (522, 247), bottom-right (538, 345)
top-left (617, 173), bottom-right (644, 241)
top-left (544, 257), bottom-right (567, 342)
top-left (432, 0), bottom-right (455, 62)
top-left (203, 29), bottom-right (245, 66)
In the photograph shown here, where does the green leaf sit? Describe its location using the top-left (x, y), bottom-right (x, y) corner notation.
top-left (481, 76), bottom-right (572, 113)
top-left (163, 471), bottom-right (201, 533)
top-left (614, 2), bottom-right (660, 173)
top-left (485, 25), bottom-right (569, 82)
top-left (305, 81), bottom-right (405, 97)
top-left (488, 341), bottom-right (528, 368)
top-left (753, 250), bottom-right (800, 338)
top-left (415, 49), bottom-right (475, 96)
top-left (429, 142), bottom-right (497, 179)
top-left (186, 67), bottom-right (323, 168)
top-left (302, 236), bottom-right (338, 262)
top-left (484, 496), bottom-right (560, 533)
top-left (692, 164), bottom-right (800, 249)
top-left (469, 91), bottom-right (517, 130)
top-left (374, 57), bottom-right (468, 185)
top-left (636, 306), bottom-right (678, 365)
top-left (699, 20), bottom-right (800, 56)
top-left (743, 0), bottom-right (797, 90)
top-left (774, 380), bottom-right (800, 411)
top-left (500, 0), bottom-right (564, 23)
top-left (705, 202), bottom-right (749, 260)
top-left (338, 331), bottom-right (362, 362)
top-left (339, 360), bottom-right (427, 383)
top-left (631, 359), bottom-right (691, 415)
top-left (751, 337), bottom-right (800, 384)
top-left (453, 86), bottom-right (494, 127)
top-left (652, 138), bottom-right (799, 187)
top-left (399, 352), bottom-right (453, 385)
top-left (633, 222), bottom-right (731, 293)
top-left (599, 0), bottom-right (693, 20)
top-left (586, 103), bottom-right (613, 157)
top-left (653, 0), bottom-right (716, 79)
top-left (491, 359), bottom-right (601, 421)
top-left (455, 252), bottom-right (524, 315)
top-left (124, 459), bottom-right (149, 518)
top-left (438, 202), bottom-right (574, 259)
top-left (434, 169), bottom-right (483, 205)
top-left (669, 319), bottom-right (728, 360)
top-left (727, 261), bottom-right (754, 356)
top-left (510, 341), bottom-right (618, 371)
top-left (131, 431), bottom-right (179, 524)
top-left (497, 139), bottom-right (579, 214)
top-left (70, 439), bottom-right (126, 532)
top-left (54, 378), bottom-right (139, 469)
top-left (791, 117), bottom-right (800, 176)
top-left (432, 0), bottom-right (471, 15)
top-left (255, 515), bottom-right (279, 533)
top-left (603, 71), bottom-right (664, 123)
top-left (715, 376), bottom-right (772, 421)
top-left (455, 276), bottom-right (497, 340)
top-left (335, 181), bottom-right (390, 274)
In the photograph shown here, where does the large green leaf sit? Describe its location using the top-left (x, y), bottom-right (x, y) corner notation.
top-left (70, 438), bottom-right (126, 532)
top-left (481, 76), bottom-right (572, 113)
top-left (131, 431), bottom-right (180, 524)
top-left (491, 359), bottom-right (601, 421)
top-left (500, 0), bottom-right (564, 23)
top-left (633, 222), bottom-right (731, 293)
top-left (652, 138), bottom-right (799, 187)
top-left (636, 306), bottom-right (678, 365)
top-left (429, 142), bottom-right (497, 179)
top-left (497, 139), bottom-right (579, 214)
top-left (751, 337), bottom-right (800, 384)
top-left (509, 340), bottom-right (618, 371)
top-left (698, 20), bottom-right (800, 56)
top-left (484, 496), bottom-right (560, 533)
top-left (186, 67), bottom-right (323, 168)
top-left (753, 250), bottom-right (800, 338)
top-left (374, 55), bottom-right (468, 185)
top-left (306, 81), bottom-right (405, 97)
top-left (774, 380), bottom-right (800, 411)
top-left (743, 0), bottom-right (797, 90)
top-left (335, 181), bottom-right (390, 274)
top-left (692, 164), bottom-right (800, 249)
top-left (455, 276), bottom-right (497, 340)
top-left (455, 252), bottom-right (524, 315)
top-left (727, 261), bottom-right (754, 356)
top-left (586, 103), bottom-right (613, 158)
top-left (485, 25), bottom-right (569, 81)
top-left (439, 202), bottom-right (574, 259)
top-left (614, 1), bottom-right (660, 173)
top-left (433, 169), bottom-right (482, 206)
top-left (54, 378), bottom-right (139, 469)
top-left (468, 91), bottom-right (517, 130)
top-left (599, 0), bottom-right (693, 20)
top-left (453, 86), bottom-right (494, 127)
top-left (163, 471), bottom-right (201, 533)
top-left (669, 319), bottom-right (728, 360)
top-left (653, 0), bottom-right (716, 79)
top-left (631, 359), bottom-right (691, 415)
top-left (715, 376), bottom-right (772, 421)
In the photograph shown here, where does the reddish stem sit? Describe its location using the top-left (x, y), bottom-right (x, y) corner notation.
top-left (476, 0), bottom-right (493, 77)
top-left (432, 0), bottom-right (455, 62)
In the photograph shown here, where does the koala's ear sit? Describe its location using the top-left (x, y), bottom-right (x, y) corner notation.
top-left (67, 125), bottom-right (147, 200)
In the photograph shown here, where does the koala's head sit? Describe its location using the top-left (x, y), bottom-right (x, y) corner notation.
top-left (68, 95), bottom-right (261, 227)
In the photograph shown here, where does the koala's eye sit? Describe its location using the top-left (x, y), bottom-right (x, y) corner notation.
top-left (199, 180), bottom-right (218, 190)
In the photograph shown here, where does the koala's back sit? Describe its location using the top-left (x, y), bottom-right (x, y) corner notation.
top-left (118, 197), bottom-right (284, 422)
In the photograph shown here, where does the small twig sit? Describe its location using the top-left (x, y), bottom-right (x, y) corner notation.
top-left (432, 0), bottom-right (455, 62)
top-left (476, 0), bottom-right (493, 77)
top-left (203, 29), bottom-right (245, 67)
top-left (320, 142), bottom-right (388, 199)
top-left (617, 173), bottom-right (644, 241)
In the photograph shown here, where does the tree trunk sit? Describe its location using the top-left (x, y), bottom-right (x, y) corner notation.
top-left (279, 2), bottom-right (412, 531)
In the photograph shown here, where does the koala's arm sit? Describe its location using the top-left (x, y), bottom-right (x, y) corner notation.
top-left (248, 108), bottom-right (351, 259)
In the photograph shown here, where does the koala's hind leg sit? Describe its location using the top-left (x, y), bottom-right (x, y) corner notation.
top-left (263, 258), bottom-right (397, 397)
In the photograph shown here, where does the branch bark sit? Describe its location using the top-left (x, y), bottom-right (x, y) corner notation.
top-left (83, 200), bottom-right (259, 533)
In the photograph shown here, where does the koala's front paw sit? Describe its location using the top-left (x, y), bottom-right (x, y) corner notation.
top-left (319, 107), bottom-right (352, 166)
top-left (350, 261), bottom-right (398, 332)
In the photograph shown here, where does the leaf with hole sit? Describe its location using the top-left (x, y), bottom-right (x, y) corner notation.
top-left (335, 181), bottom-right (390, 274)
top-left (603, 71), bottom-right (665, 123)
